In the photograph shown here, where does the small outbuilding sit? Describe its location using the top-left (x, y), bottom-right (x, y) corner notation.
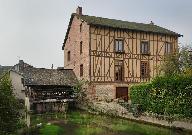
top-left (10, 60), bottom-right (77, 113)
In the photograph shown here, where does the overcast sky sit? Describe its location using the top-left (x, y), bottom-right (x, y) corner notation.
top-left (0, 0), bottom-right (192, 68)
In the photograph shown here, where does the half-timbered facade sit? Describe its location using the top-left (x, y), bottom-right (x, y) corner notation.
top-left (63, 7), bottom-right (181, 101)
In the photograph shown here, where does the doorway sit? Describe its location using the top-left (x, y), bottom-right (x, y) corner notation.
top-left (116, 87), bottom-right (128, 101)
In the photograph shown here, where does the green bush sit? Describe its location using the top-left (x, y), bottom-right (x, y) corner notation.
top-left (0, 75), bottom-right (24, 135)
top-left (130, 74), bottom-right (192, 118)
top-left (130, 83), bottom-right (152, 112)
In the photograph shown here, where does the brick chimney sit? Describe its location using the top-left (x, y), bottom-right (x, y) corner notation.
top-left (76, 6), bottom-right (82, 15)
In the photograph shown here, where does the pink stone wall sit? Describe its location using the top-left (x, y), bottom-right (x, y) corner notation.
top-left (64, 16), bottom-right (90, 81)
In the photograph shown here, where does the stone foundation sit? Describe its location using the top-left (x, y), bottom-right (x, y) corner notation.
top-left (86, 83), bottom-right (130, 102)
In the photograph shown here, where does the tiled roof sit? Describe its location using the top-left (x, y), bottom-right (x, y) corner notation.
top-left (62, 13), bottom-right (181, 49)
top-left (21, 67), bottom-right (77, 86)
top-left (11, 66), bottom-right (77, 86)
top-left (76, 13), bottom-right (180, 36)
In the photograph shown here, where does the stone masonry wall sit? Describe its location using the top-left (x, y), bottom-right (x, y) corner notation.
top-left (87, 83), bottom-right (130, 101)
top-left (64, 16), bottom-right (90, 81)
top-left (10, 71), bottom-right (25, 100)
top-left (94, 84), bottom-right (115, 101)
top-left (89, 101), bottom-right (192, 130)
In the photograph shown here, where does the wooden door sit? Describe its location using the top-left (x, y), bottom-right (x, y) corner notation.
top-left (116, 87), bottom-right (128, 101)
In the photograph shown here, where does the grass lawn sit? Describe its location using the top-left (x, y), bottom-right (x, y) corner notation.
top-left (39, 124), bottom-right (64, 135)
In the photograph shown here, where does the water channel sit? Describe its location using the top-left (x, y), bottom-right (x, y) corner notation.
top-left (30, 111), bottom-right (191, 135)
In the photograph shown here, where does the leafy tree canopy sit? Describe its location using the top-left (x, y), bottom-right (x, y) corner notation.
top-left (0, 75), bottom-right (23, 135)
top-left (160, 46), bottom-right (192, 76)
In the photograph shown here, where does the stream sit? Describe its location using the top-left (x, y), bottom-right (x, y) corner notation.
top-left (30, 110), bottom-right (191, 135)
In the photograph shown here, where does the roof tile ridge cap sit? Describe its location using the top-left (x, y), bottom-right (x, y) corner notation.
top-left (74, 13), bottom-right (90, 24)
top-left (73, 14), bottom-right (180, 36)
top-left (78, 14), bottom-right (157, 26)
top-left (88, 17), bottom-right (179, 35)
top-left (78, 14), bottom-right (178, 34)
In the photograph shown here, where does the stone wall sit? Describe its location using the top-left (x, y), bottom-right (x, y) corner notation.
top-left (93, 84), bottom-right (115, 101)
top-left (10, 71), bottom-right (25, 100)
top-left (86, 101), bottom-right (192, 130)
top-left (64, 15), bottom-right (90, 81)
top-left (86, 83), bottom-right (131, 102)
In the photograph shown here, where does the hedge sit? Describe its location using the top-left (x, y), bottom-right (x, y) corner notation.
top-left (130, 75), bottom-right (192, 118)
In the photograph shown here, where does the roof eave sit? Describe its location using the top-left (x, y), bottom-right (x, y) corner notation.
top-left (88, 23), bottom-right (182, 37)
top-left (62, 14), bottom-right (182, 50)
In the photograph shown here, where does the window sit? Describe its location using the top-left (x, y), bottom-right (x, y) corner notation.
top-left (165, 42), bottom-right (172, 54)
top-left (115, 39), bottom-right (124, 52)
top-left (80, 41), bottom-right (83, 54)
top-left (80, 23), bottom-right (82, 32)
top-left (80, 64), bottom-right (83, 77)
top-left (140, 61), bottom-right (149, 78)
top-left (67, 51), bottom-right (70, 61)
top-left (140, 41), bottom-right (149, 54)
top-left (21, 78), bottom-right (24, 84)
top-left (115, 61), bottom-right (123, 81)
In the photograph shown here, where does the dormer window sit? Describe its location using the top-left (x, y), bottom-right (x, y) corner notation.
top-left (115, 39), bottom-right (124, 52)
top-left (141, 41), bottom-right (150, 54)
top-left (67, 51), bottom-right (71, 61)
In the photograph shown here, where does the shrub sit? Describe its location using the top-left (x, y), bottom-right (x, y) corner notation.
top-left (130, 74), bottom-right (192, 118)
top-left (130, 83), bottom-right (152, 112)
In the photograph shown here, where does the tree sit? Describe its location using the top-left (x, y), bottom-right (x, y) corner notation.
top-left (72, 79), bottom-right (90, 107)
top-left (160, 52), bottom-right (180, 76)
top-left (180, 46), bottom-right (192, 75)
top-left (0, 75), bottom-right (23, 135)
top-left (160, 46), bottom-right (192, 76)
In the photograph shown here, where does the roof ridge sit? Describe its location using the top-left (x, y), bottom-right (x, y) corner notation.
top-left (63, 13), bottom-right (181, 50)
top-left (76, 13), bottom-right (156, 26)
